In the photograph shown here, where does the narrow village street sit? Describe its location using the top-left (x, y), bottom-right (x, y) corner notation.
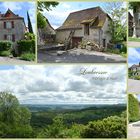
top-left (38, 49), bottom-right (126, 63)
top-left (128, 79), bottom-right (140, 93)
top-left (128, 121), bottom-right (140, 139)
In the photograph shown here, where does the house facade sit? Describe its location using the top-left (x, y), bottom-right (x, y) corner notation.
top-left (128, 12), bottom-right (133, 37)
top-left (129, 63), bottom-right (140, 76)
top-left (38, 17), bottom-right (55, 45)
top-left (0, 9), bottom-right (26, 46)
top-left (56, 7), bottom-right (111, 48)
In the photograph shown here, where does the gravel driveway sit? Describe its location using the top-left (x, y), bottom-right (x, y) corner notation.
top-left (128, 121), bottom-right (140, 138)
top-left (128, 79), bottom-right (140, 93)
top-left (38, 48), bottom-right (126, 63)
top-left (0, 57), bottom-right (34, 64)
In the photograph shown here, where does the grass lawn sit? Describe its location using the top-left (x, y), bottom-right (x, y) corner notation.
top-left (128, 37), bottom-right (140, 42)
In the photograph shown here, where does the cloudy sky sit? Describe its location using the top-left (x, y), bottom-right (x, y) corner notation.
top-left (0, 2), bottom-right (36, 32)
top-left (42, 1), bottom-right (126, 29)
top-left (0, 65), bottom-right (126, 105)
top-left (128, 48), bottom-right (140, 67)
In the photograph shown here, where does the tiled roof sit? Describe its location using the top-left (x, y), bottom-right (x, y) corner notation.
top-left (57, 7), bottom-right (110, 30)
top-left (0, 9), bottom-right (24, 20)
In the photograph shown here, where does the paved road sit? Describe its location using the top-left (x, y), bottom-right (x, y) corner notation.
top-left (0, 57), bottom-right (34, 64)
top-left (128, 79), bottom-right (140, 93)
top-left (38, 49), bottom-right (126, 63)
top-left (128, 121), bottom-right (140, 138)
top-left (128, 41), bottom-right (140, 47)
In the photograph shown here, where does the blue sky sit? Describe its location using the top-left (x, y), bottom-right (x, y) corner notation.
top-left (128, 48), bottom-right (140, 67)
top-left (0, 65), bottom-right (126, 105)
top-left (0, 2), bottom-right (36, 32)
top-left (42, 1), bottom-right (126, 29)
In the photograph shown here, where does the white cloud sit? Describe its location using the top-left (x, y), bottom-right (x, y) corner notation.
top-left (0, 65), bottom-right (126, 105)
top-left (62, 3), bottom-right (71, 9)
top-left (0, 2), bottom-right (22, 11)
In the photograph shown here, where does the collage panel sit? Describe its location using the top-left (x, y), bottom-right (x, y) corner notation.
top-left (128, 93), bottom-right (140, 139)
top-left (0, 1), bottom-right (36, 64)
top-left (128, 2), bottom-right (140, 47)
top-left (0, 64), bottom-right (127, 138)
top-left (37, 1), bottom-right (127, 63)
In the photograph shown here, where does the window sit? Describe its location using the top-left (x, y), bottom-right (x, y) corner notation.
top-left (3, 21), bottom-right (14, 29)
top-left (84, 24), bottom-right (89, 35)
top-left (6, 22), bottom-right (12, 29)
top-left (4, 34), bottom-right (15, 42)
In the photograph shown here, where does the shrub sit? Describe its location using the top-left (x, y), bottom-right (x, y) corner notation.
top-left (0, 41), bottom-right (12, 51)
top-left (17, 40), bottom-right (35, 54)
top-left (0, 50), bottom-right (11, 56)
top-left (106, 48), bottom-right (120, 54)
top-left (20, 53), bottom-right (35, 61)
top-left (128, 94), bottom-right (140, 122)
top-left (81, 116), bottom-right (126, 138)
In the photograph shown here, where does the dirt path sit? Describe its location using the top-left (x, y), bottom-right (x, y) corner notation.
top-left (128, 121), bottom-right (140, 138)
top-left (128, 79), bottom-right (140, 93)
top-left (128, 41), bottom-right (140, 47)
top-left (0, 57), bottom-right (34, 64)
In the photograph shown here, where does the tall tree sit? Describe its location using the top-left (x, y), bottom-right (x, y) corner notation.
top-left (129, 2), bottom-right (140, 38)
top-left (27, 11), bottom-right (33, 33)
top-left (103, 2), bottom-right (127, 43)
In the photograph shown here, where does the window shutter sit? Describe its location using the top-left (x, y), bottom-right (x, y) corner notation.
top-left (11, 21), bottom-right (14, 28)
top-left (4, 35), bottom-right (7, 40)
top-left (4, 22), bottom-right (6, 29)
top-left (12, 34), bottom-right (15, 42)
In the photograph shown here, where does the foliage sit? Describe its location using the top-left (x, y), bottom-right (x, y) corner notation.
top-left (129, 2), bottom-right (140, 12)
top-left (37, 12), bottom-right (47, 28)
top-left (27, 11), bottom-right (33, 33)
top-left (0, 41), bottom-right (12, 51)
top-left (20, 53), bottom-right (35, 61)
top-left (0, 50), bottom-right (11, 56)
top-left (105, 2), bottom-right (127, 43)
top-left (24, 32), bottom-right (35, 40)
top-left (81, 115), bottom-right (126, 138)
top-left (17, 40), bottom-right (35, 54)
top-left (38, 1), bottom-right (59, 12)
top-left (0, 92), bottom-right (33, 138)
top-left (128, 37), bottom-right (140, 42)
top-left (38, 116), bottom-right (66, 138)
top-left (128, 94), bottom-right (140, 122)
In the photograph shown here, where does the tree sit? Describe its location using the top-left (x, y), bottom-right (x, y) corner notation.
top-left (128, 94), bottom-right (140, 122)
top-left (104, 2), bottom-right (127, 43)
top-left (37, 12), bottom-right (47, 28)
top-left (0, 92), bottom-right (20, 124)
top-left (129, 2), bottom-right (140, 37)
top-left (0, 92), bottom-right (33, 138)
top-left (38, 1), bottom-right (59, 12)
top-left (27, 11), bottom-right (33, 33)
top-left (38, 116), bottom-right (66, 138)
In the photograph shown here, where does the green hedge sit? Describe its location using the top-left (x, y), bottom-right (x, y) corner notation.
top-left (128, 94), bottom-right (140, 122)
top-left (17, 40), bottom-right (35, 54)
top-left (20, 53), bottom-right (35, 61)
top-left (0, 41), bottom-right (12, 51)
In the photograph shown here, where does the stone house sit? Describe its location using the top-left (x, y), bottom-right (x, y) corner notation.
top-left (38, 17), bottom-right (55, 45)
top-left (56, 7), bottom-right (111, 48)
top-left (129, 62), bottom-right (140, 76)
top-left (0, 9), bottom-right (26, 46)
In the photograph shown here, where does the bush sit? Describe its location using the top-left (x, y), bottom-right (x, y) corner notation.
top-left (0, 41), bottom-right (12, 51)
top-left (17, 40), bottom-right (35, 54)
top-left (20, 53), bottom-right (35, 61)
top-left (81, 116), bottom-right (126, 138)
top-left (128, 94), bottom-right (140, 122)
top-left (0, 50), bottom-right (11, 56)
